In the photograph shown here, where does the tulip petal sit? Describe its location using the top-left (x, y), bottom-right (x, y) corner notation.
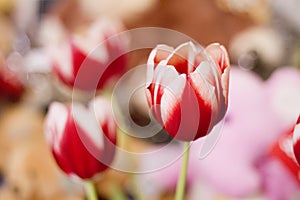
top-left (192, 61), bottom-right (226, 124)
top-left (148, 62), bottom-right (181, 107)
top-left (45, 100), bottom-right (116, 180)
top-left (153, 45), bottom-right (174, 65)
top-left (146, 45), bottom-right (174, 86)
top-left (293, 116), bottom-right (300, 143)
top-left (293, 116), bottom-right (300, 165)
top-left (192, 61), bottom-right (219, 106)
top-left (56, 113), bottom-right (105, 179)
top-left (160, 73), bottom-right (186, 134)
top-left (72, 103), bottom-right (104, 150)
top-left (52, 43), bottom-right (73, 82)
top-left (165, 42), bottom-right (197, 74)
top-left (73, 35), bottom-right (108, 64)
top-left (205, 43), bottom-right (230, 107)
top-left (189, 66), bottom-right (216, 136)
top-left (193, 61), bottom-right (217, 87)
top-left (147, 63), bottom-right (186, 125)
top-left (50, 19), bottom-right (127, 91)
top-left (72, 18), bottom-right (125, 64)
top-left (45, 102), bottom-right (69, 153)
top-left (89, 96), bottom-right (116, 143)
top-left (222, 66), bottom-right (230, 107)
top-left (205, 43), bottom-right (229, 74)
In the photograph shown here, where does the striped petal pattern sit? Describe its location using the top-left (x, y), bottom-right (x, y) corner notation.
top-left (0, 59), bottom-right (25, 101)
top-left (44, 97), bottom-right (116, 179)
top-left (146, 42), bottom-right (230, 141)
top-left (52, 19), bottom-right (127, 91)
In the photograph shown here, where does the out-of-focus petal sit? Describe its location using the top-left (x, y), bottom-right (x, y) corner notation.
top-left (44, 99), bottom-right (116, 180)
top-left (293, 115), bottom-right (300, 165)
top-left (50, 18), bottom-right (128, 91)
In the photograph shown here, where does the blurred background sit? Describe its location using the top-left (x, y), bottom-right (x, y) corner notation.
top-left (0, 0), bottom-right (300, 199)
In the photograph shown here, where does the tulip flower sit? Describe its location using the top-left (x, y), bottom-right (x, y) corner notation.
top-left (51, 19), bottom-right (127, 91)
top-left (292, 116), bottom-right (300, 165)
top-left (44, 97), bottom-right (116, 180)
top-left (146, 42), bottom-right (230, 200)
top-left (0, 63), bottom-right (25, 101)
top-left (146, 42), bottom-right (230, 141)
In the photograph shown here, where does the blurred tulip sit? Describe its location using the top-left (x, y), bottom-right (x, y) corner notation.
top-left (292, 116), bottom-right (300, 165)
top-left (0, 63), bottom-right (25, 101)
top-left (146, 42), bottom-right (230, 141)
top-left (44, 97), bottom-right (116, 179)
top-left (51, 19), bottom-right (127, 91)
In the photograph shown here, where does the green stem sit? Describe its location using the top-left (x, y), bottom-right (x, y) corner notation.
top-left (84, 180), bottom-right (98, 200)
top-left (175, 142), bottom-right (190, 200)
top-left (131, 175), bottom-right (144, 200)
top-left (109, 183), bottom-right (127, 200)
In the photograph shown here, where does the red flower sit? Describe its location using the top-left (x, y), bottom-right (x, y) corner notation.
top-left (52, 19), bottom-right (127, 91)
top-left (292, 115), bottom-right (300, 165)
top-left (146, 42), bottom-right (230, 141)
top-left (44, 97), bottom-right (116, 179)
top-left (0, 63), bottom-right (25, 101)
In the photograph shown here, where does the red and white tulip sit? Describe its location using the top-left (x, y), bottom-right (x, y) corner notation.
top-left (44, 97), bottom-right (116, 179)
top-left (51, 19), bottom-right (128, 91)
top-left (146, 42), bottom-right (230, 141)
top-left (0, 62), bottom-right (25, 101)
top-left (292, 116), bottom-right (300, 165)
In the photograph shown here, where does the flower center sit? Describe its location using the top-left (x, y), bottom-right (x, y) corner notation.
top-left (167, 54), bottom-right (191, 74)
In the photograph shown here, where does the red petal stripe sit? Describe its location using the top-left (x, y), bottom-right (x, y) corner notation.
top-left (167, 53), bottom-right (189, 74)
top-left (163, 79), bottom-right (212, 141)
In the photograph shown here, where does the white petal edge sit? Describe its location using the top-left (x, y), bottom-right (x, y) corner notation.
top-left (202, 45), bottom-right (223, 102)
top-left (89, 96), bottom-right (115, 139)
top-left (45, 102), bottom-right (69, 153)
top-left (194, 60), bottom-right (223, 120)
top-left (71, 18), bottom-right (124, 63)
top-left (194, 61), bottom-right (217, 86)
top-left (164, 42), bottom-right (196, 70)
top-left (221, 66), bottom-right (230, 106)
top-left (293, 123), bottom-right (300, 144)
top-left (146, 44), bottom-right (174, 87)
top-left (146, 48), bottom-right (157, 87)
top-left (187, 42), bottom-right (197, 73)
top-left (190, 64), bottom-right (217, 124)
top-left (71, 103), bottom-right (104, 150)
top-left (50, 42), bottom-right (73, 80)
top-left (152, 63), bottom-right (186, 106)
top-left (73, 35), bottom-right (109, 64)
top-left (160, 73), bottom-right (186, 125)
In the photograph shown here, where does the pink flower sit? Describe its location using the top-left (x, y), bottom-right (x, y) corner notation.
top-left (44, 97), bottom-right (116, 179)
top-left (292, 116), bottom-right (300, 165)
top-left (51, 19), bottom-right (127, 91)
top-left (146, 42), bottom-right (230, 141)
